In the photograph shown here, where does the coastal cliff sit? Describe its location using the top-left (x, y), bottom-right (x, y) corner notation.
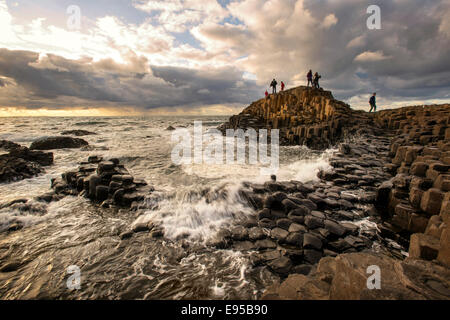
top-left (220, 87), bottom-right (450, 299)
top-left (219, 86), bottom-right (371, 148)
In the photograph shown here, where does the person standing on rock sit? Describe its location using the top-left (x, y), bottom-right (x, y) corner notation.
top-left (307, 70), bottom-right (313, 87)
top-left (270, 79), bottom-right (278, 94)
top-left (313, 72), bottom-right (321, 89)
top-left (369, 93), bottom-right (377, 112)
top-left (265, 90), bottom-right (269, 99)
top-left (281, 81), bottom-right (285, 91)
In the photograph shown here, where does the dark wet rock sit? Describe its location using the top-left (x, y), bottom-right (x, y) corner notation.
top-left (231, 226), bottom-right (249, 241)
top-left (257, 208), bottom-right (272, 220)
top-left (303, 249), bottom-right (323, 264)
top-left (255, 239), bottom-right (277, 250)
top-left (249, 227), bottom-right (265, 241)
top-left (311, 211), bottom-right (325, 219)
top-left (120, 230), bottom-right (133, 240)
top-left (304, 216), bottom-right (324, 229)
top-left (8, 223), bottom-right (24, 232)
top-left (281, 199), bottom-right (299, 213)
top-left (270, 228), bottom-right (289, 242)
top-left (289, 205), bottom-right (310, 216)
top-left (268, 256), bottom-right (292, 275)
top-left (288, 223), bottom-right (307, 233)
top-left (276, 218), bottom-right (292, 230)
top-left (340, 222), bottom-right (359, 235)
top-left (30, 136), bottom-right (88, 150)
top-left (243, 217), bottom-right (258, 228)
top-left (324, 219), bottom-right (346, 237)
top-left (132, 222), bottom-right (152, 233)
top-left (0, 142), bottom-right (54, 183)
top-left (61, 130), bottom-right (96, 136)
top-left (303, 233), bottom-right (323, 250)
top-left (0, 198), bottom-right (28, 209)
top-left (0, 140), bottom-right (21, 150)
top-left (299, 199), bottom-right (318, 211)
top-left (96, 185), bottom-right (109, 201)
top-left (8, 146), bottom-right (53, 166)
top-left (261, 250), bottom-right (281, 262)
top-left (287, 213), bottom-right (305, 224)
top-left (327, 239), bottom-right (352, 252)
top-left (258, 218), bottom-right (276, 229)
top-left (285, 232), bottom-right (304, 247)
top-left (150, 228), bottom-right (164, 238)
top-left (291, 264), bottom-right (313, 275)
top-left (0, 261), bottom-right (22, 272)
top-left (166, 126), bottom-right (176, 131)
top-left (233, 241), bottom-right (255, 251)
top-left (51, 156), bottom-right (151, 208)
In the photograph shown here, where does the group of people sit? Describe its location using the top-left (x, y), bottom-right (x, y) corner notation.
top-left (263, 73), bottom-right (379, 113)
top-left (306, 70), bottom-right (322, 89)
top-left (265, 79), bottom-right (285, 98)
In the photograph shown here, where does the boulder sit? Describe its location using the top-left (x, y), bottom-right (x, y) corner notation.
top-left (30, 136), bottom-right (88, 150)
top-left (409, 233), bottom-right (440, 261)
top-left (420, 188), bottom-right (444, 216)
top-left (61, 130), bottom-right (96, 136)
top-left (303, 233), bottom-right (323, 250)
top-left (324, 219), bottom-right (346, 237)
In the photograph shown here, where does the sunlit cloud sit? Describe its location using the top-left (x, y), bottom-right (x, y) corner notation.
top-left (0, 0), bottom-right (449, 115)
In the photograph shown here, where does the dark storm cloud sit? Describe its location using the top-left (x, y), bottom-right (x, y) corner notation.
top-left (0, 49), bottom-right (124, 101)
top-left (0, 48), bottom-right (262, 109)
top-left (300, 0), bottom-right (450, 103)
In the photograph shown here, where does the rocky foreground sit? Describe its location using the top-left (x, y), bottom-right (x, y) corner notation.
top-left (219, 86), bottom-right (450, 299)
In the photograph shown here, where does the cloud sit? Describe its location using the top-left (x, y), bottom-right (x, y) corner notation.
top-left (354, 50), bottom-right (391, 62)
top-left (322, 14), bottom-right (338, 29)
top-left (192, 0), bottom-right (450, 107)
top-left (0, 48), bottom-right (262, 110)
top-left (0, 0), bottom-right (449, 112)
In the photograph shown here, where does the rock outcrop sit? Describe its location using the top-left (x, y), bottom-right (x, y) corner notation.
top-left (30, 136), bottom-right (89, 150)
top-left (220, 90), bottom-right (449, 299)
top-left (50, 156), bottom-right (153, 208)
top-left (61, 130), bottom-right (96, 136)
top-left (219, 86), bottom-right (371, 148)
top-left (372, 105), bottom-right (450, 267)
top-left (262, 252), bottom-right (450, 300)
top-left (0, 140), bottom-right (53, 183)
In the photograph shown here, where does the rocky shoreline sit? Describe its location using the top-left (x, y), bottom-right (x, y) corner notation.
top-left (217, 87), bottom-right (449, 299)
top-left (0, 89), bottom-right (449, 299)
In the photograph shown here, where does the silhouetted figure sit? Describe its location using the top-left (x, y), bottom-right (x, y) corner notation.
top-left (270, 79), bottom-right (278, 94)
top-left (369, 93), bottom-right (377, 112)
top-left (307, 70), bottom-right (313, 87)
top-left (313, 72), bottom-right (321, 89)
top-left (281, 81), bottom-right (285, 91)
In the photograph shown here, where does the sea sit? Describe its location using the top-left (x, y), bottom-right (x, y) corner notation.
top-left (0, 116), bottom-right (335, 299)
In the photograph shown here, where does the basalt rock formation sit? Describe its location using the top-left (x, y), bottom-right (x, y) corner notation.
top-left (0, 140), bottom-right (54, 183)
top-left (372, 104), bottom-right (450, 267)
top-left (50, 156), bottom-right (153, 209)
top-left (220, 88), bottom-right (450, 299)
top-left (30, 136), bottom-right (89, 150)
top-left (219, 86), bottom-right (371, 149)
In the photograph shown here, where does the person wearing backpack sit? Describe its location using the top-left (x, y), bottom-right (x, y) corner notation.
top-left (369, 93), bottom-right (377, 112)
top-left (270, 79), bottom-right (278, 94)
top-left (307, 70), bottom-right (313, 87)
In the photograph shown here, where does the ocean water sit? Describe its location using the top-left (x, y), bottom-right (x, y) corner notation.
top-left (0, 116), bottom-right (334, 299)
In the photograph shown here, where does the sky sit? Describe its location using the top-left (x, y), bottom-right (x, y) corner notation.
top-left (0, 0), bottom-right (449, 116)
